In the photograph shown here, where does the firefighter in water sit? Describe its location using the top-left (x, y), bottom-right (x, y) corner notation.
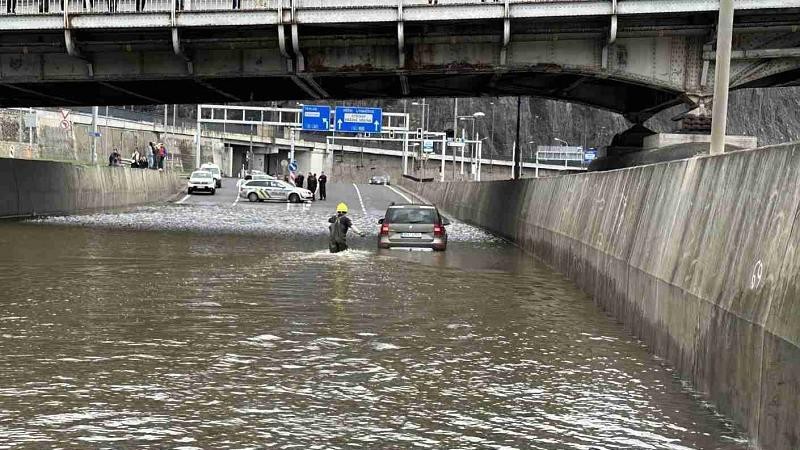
top-left (328, 203), bottom-right (365, 253)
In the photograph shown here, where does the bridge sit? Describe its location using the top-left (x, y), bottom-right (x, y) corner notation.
top-left (2, 0), bottom-right (800, 121)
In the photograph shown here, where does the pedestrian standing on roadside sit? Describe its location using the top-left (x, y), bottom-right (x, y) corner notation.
top-left (307, 173), bottom-right (317, 199)
top-left (318, 171), bottom-right (328, 200)
top-left (147, 142), bottom-right (155, 169)
top-left (157, 143), bottom-right (166, 170)
top-left (295, 172), bottom-right (305, 189)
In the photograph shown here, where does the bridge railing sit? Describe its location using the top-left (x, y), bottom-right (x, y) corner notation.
top-left (0, 0), bottom-right (587, 16)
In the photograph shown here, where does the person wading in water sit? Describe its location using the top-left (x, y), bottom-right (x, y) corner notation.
top-left (328, 203), bottom-right (365, 253)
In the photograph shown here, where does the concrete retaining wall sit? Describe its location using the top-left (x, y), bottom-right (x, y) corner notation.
top-left (0, 158), bottom-right (183, 218)
top-left (405, 144), bottom-right (800, 450)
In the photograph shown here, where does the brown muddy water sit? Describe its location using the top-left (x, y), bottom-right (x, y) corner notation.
top-left (0, 206), bottom-right (748, 449)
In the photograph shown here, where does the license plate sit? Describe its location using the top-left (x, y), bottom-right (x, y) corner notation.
top-left (401, 232), bottom-right (422, 238)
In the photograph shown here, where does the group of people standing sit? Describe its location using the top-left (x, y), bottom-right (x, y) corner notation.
top-left (146, 142), bottom-right (167, 170)
top-left (294, 171), bottom-right (328, 200)
top-left (107, 141), bottom-right (168, 170)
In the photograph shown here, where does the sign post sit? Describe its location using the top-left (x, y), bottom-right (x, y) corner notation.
top-left (334, 107), bottom-right (382, 133)
top-left (289, 129), bottom-right (296, 162)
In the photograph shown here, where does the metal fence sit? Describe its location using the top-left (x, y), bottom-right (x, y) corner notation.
top-left (1, 0), bottom-right (590, 15)
top-left (536, 145), bottom-right (586, 166)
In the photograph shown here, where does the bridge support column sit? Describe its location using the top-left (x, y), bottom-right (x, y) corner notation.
top-left (710, 0), bottom-right (735, 156)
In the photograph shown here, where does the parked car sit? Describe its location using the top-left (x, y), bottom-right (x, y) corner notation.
top-left (239, 179), bottom-right (313, 203)
top-left (377, 203), bottom-right (449, 251)
top-left (369, 175), bottom-right (390, 185)
top-left (200, 163), bottom-right (223, 188)
top-left (187, 170), bottom-right (216, 195)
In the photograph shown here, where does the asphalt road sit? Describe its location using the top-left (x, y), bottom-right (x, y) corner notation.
top-left (173, 178), bottom-right (412, 217)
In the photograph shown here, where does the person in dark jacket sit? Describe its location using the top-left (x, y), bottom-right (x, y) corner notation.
top-left (328, 203), bottom-right (364, 253)
top-left (318, 172), bottom-right (328, 200)
top-left (295, 172), bottom-right (305, 189)
top-left (307, 172), bottom-right (317, 199)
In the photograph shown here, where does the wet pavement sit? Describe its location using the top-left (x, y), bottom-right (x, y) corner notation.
top-left (0, 180), bottom-right (749, 449)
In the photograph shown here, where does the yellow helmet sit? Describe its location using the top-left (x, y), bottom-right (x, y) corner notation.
top-left (336, 202), bottom-right (348, 213)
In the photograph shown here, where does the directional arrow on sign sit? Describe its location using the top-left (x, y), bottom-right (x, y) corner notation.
top-left (337, 119), bottom-right (343, 130)
top-left (323, 118), bottom-right (329, 129)
top-left (373, 120), bottom-right (379, 129)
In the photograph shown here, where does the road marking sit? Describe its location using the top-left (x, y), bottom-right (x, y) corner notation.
top-left (386, 185), bottom-right (412, 203)
top-left (176, 194), bottom-right (191, 204)
top-left (232, 194), bottom-right (240, 206)
top-left (352, 183), bottom-right (368, 215)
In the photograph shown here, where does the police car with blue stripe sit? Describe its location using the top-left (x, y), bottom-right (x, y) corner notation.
top-left (238, 179), bottom-right (314, 203)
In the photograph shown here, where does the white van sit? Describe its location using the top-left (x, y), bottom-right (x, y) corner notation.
top-left (200, 163), bottom-right (222, 188)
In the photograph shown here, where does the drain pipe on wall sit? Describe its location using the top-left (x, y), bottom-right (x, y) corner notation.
top-left (710, 0), bottom-right (734, 156)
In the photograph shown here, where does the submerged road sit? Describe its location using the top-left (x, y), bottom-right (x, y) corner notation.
top-left (0, 179), bottom-right (749, 449)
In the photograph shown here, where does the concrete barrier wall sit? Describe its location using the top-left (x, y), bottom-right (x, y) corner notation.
top-left (405, 144), bottom-right (800, 450)
top-left (0, 158), bottom-right (183, 218)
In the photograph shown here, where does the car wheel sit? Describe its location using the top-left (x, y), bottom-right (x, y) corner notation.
top-left (289, 193), bottom-right (300, 203)
top-left (210, 189), bottom-right (216, 195)
top-left (188, 188), bottom-right (194, 194)
top-left (248, 192), bottom-right (258, 202)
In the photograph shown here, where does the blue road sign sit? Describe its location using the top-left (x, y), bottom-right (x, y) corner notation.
top-left (584, 149), bottom-right (597, 162)
top-left (334, 107), bottom-right (382, 133)
top-left (288, 161), bottom-right (298, 172)
top-left (301, 105), bottom-right (330, 131)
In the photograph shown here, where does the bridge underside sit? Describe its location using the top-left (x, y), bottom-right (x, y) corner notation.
top-left (2, 6), bottom-right (800, 120)
top-left (0, 69), bottom-right (682, 119)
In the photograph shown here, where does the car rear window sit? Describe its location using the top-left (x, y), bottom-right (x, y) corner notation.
top-left (192, 171), bottom-right (212, 178)
top-left (385, 207), bottom-right (438, 224)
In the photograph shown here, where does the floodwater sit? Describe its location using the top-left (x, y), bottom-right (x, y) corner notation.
top-left (0, 203), bottom-right (748, 449)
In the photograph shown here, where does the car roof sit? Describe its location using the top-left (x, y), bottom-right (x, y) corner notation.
top-left (387, 203), bottom-right (435, 209)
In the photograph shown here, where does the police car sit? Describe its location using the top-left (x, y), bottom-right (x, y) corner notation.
top-left (239, 179), bottom-right (313, 203)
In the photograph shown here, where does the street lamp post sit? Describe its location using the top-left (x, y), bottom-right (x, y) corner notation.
top-left (489, 101), bottom-right (495, 173)
top-left (411, 100), bottom-right (430, 133)
top-left (553, 138), bottom-right (570, 168)
top-left (457, 111), bottom-right (484, 178)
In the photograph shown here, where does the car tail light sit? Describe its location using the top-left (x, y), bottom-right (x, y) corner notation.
top-left (434, 225), bottom-right (444, 237)
top-left (380, 224), bottom-right (390, 236)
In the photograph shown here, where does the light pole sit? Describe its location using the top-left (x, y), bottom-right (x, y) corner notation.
top-left (489, 101), bottom-right (495, 173)
top-left (554, 138), bottom-right (571, 168)
top-left (528, 140), bottom-right (537, 178)
top-left (411, 100), bottom-right (430, 134)
top-left (457, 111), bottom-right (485, 176)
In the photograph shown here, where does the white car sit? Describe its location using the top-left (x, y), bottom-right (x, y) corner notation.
top-left (236, 173), bottom-right (276, 189)
top-left (239, 179), bottom-right (313, 203)
top-left (187, 170), bottom-right (216, 195)
top-left (200, 163), bottom-right (222, 188)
